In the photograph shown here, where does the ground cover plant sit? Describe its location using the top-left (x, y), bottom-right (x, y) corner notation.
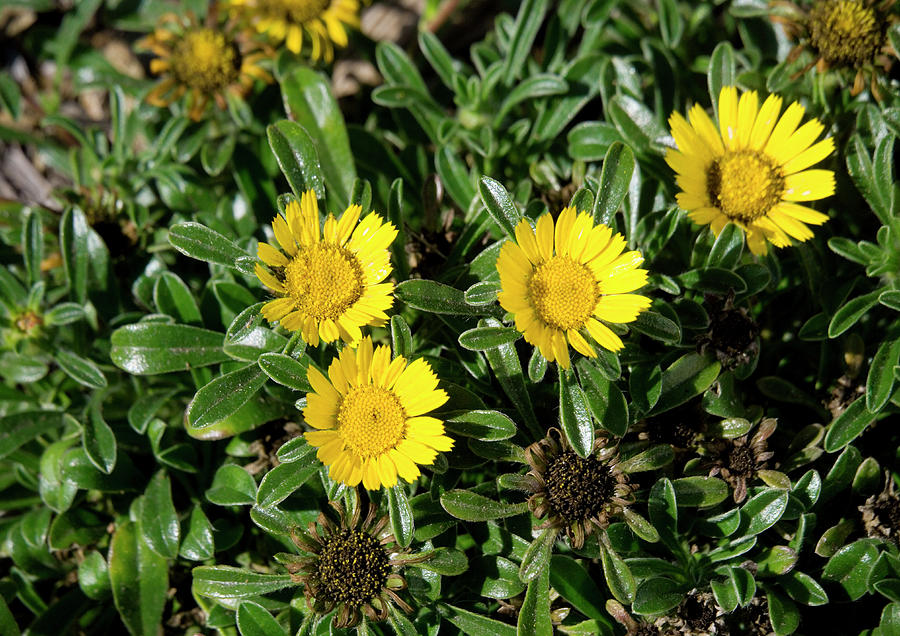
top-left (1, 0), bottom-right (900, 634)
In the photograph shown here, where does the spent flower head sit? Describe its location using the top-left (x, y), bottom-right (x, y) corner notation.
top-left (667, 86), bottom-right (835, 255)
top-left (496, 207), bottom-right (651, 369)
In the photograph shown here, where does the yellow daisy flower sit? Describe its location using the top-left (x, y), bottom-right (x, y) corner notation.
top-left (227, 0), bottom-right (359, 61)
top-left (255, 190), bottom-right (397, 347)
top-left (496, 208), bottom-right (652, 369)
top-left (666, 86), bottom-right (836, 256)
top-left (139, 13), bottom-right (272, 121)
top-left (303, 336), bottom-right (453, 490)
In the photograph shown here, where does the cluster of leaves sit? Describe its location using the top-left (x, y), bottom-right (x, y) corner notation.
top-left (1, 0), bottom-right (900, 635)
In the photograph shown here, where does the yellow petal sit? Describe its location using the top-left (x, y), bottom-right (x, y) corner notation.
top-left (272, 215), bottom-right (297, 256)
top-left (255, 264), bottom-right (284, 292)
top-left (390, 448), bottom-right (420, 482)
top-left (586, 318), bottom-right (624, 352)
top-left (736, 90), bottom-right (759, 149)
top-left (567, 329), bottom-right (596, 358)
top-left (377, 454), bottom-right (398, 487)
top-left (535, 213), bottom-right (555, 262)
top-left (258, 242), bottom-right (288, 267)
top-left (262, 297), bottom-right (295, 321)
top-left (748, 94), bottom-right (783, 150)
top-left (594, 294), bottom-right (652, 323)
top-left (514, 219), bottom-right (541, 263)
top-left (717, 86), bottom-right (740, 151)
top-left (781, 137), bottom-right (834, 175)
top-left (782, 170), bottom-right (835, 202)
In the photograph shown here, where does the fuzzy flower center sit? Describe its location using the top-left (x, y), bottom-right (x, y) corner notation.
top-left (284, 243), bottom-right (364, 320)
top-left (257, 0), bottom-right (331, 22)
top-left (337, 386), bottom-right (406, 458)
top-left (728, 444), bottom-right (756, 476)
top-left (315, 529), bottom-right (390, 606)
top-left (707, 151), bottom-right (785, 222)
top-left (528, 256), bottom-right (599, 331)
top-left (809, 0), bottom-right (882, 67)
top-left (171, 29), bottom-right (240, 92)
top-left (545, 451), bottom-right (615, 522)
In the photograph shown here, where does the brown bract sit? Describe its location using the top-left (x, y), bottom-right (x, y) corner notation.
top-left (704, 418), bottom-right (777, 503)
top-left (860, 472), bottom-right (900, 545)
top-left (286, 498), bottom-right (417, 628)
top-left (522, 428), bottom-right (634, 549)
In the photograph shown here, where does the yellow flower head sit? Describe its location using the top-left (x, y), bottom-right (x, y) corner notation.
top-left (228, 0), bottom-right (359, 61)
top-left (138, 13), bottom-right (272, 121)
top-left (255, 190), bottom-right (397, 347)
top-left (496, 208), bottom-right (651, 369)
top-left (667, 86), bottom-right (835, 256)
top-left (303, 336), bottom-right (453, 490)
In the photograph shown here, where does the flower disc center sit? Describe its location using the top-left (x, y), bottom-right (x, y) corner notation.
top-left (258, 0), bottom-right (331, 22)
top-left (545, 451), bottom-right (615, 521)
top-left (284, 243), bottom-right (364, 321)
top-left (337, 386), bottom-right (406, 458)
top-left (171, 29), bottom-right (240, 91)
top-left (316, 529), bottom-right (390, 606)
top-left (527, 256), bottom-right (599, 331)
top-left (707, 151), bottom-right (785, 223)
top-left (809, 0), bottom-right (881, 67)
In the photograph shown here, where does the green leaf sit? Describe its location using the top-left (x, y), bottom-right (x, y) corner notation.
top-left (671, 476), bottom-right (729, 507)
top-left (502, 0), bottom-right (550, 83)
top-left (258, 352), bottom-right (312, 392)
top-left (280, 67), bottom-right (355, 207)
top-left (0, 411), bottom-right (63, 459)
top-left (481, 317), bottom-right (540, 437)
top-left (396, 279), bottom-right (494, 315)
top-left (781, 571), bottom-right (828, 606)
top-left (205, 464), bottom-right (258, 506)
top-left (418, 30), bottom-right (458, 90)
top-left (480, 556), bottom-right (526, 599)
top-left (495, 74), bottom-right (568, 123)
top-left (618, 445), bottom-right (674, 473)
top-left (109, 520), bottom-right (168, 636)
top-left (577, 360), bottom-right (629, 436)
top-left (658, 0), bottom-right (683, 45)
top-left (443, 410), bottom-right (517, 441)
top-left (256, 457), bottom-right (319, 507)
top-left (705, 223), bottom-right (744, 270)
top-left (55, 349), bottom-right (106, 389)
top-left (83, 401), bottom-right (116, 474)
top-left (518, 565), bottom-right (552, 636)
top-left (766, 588), bottom-right (800, 636)
top-left (823, 395), bottom-right (875, 452)
top-left (78, 551), bottom-right (111, 600)
top-left (559, 367), bottom-right (593, 458)
top-left (111, 323), bottom-right (228, 375)
top-left (22, 210), bottom-right (42, 287)
top-left (707, 42), bottom-right (735, 112)
top-left (440, 605), bottom-right (517, 636)
top-left (236, 601), bottom-right (287, 636)
top-left (739, 490), bottom-right (789, 536)
top-left (44, 303), bottom-right (84, 326)
top-left (633, 577), bottom-right (683, 615)
top-left (828, 290), bottom-right (882, 338)
top-left (479, 176), bottom-right (522, 238)
top-left (168, 222), bottom-right (252, 271)
top-left (186, 364), bottom-right (268, 430)
top-left (822, 539), bottom-right (880, 600)
top-left (519, 526), bottom-right (556, 583)
top-left (153, 272), bottom-right (202, 325)
top-left (200, 133), bottom-right (236, 176)
top-left (49, 507), bottom-right (106, 549)
top-left (622, 508), bottom-right (660, 543)
top-left (459, 326), bottom-right (522, 350)
top-left (192, 566), bottom-right (294, 599)
top-left (867, 337), bottom-right (900, 412)
top-left (436, 146), bottom-right (476, 209)
top-left (225, 303), bottom-right (288, 362)
top-left (711, 567), bottom-right (755, 611)
top-left (649, 353), bottom-right (721, 415)
top-left (465, 281), bottom-right (501, 306)
top-left (629, 310), bottom-right (681, 344)
top-left (141, 471), bottom-right (180, 559)
top-left (266, 120), bottom-right (325, 201)
top-left (549, 555), bottom-right (612, 623)
top-left (180, 505), bottom-right (214, 561)
top-left (387, 485), bottom-right (414, 548)
top-left (391, 314), bottom-right (412, 358)
top-left (600, 538), bottom-right (636, 604)
top-left (414, 547), bottom-right (468, 576)
top-left (60, 208), bottom-right (89, 303)
top-left (440, 490), bottom-right (528, 522)
top-left (568, 122), bottom-right (622, 161)
top-left (593, 142), bottom-right (634, 226)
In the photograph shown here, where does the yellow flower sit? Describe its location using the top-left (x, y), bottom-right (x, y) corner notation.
top-left (496, 208), bottom-right (651, 369)
top-left (139, 13), bottom-right (272, 121)
top-left (667, 86), bottom-right (835, 256)
top-left (228, 0), bottom-right (359, 61)
top-left (255, 190), bottom-right (397, 347)
top-left (303, 336), bottom-right (453, 490)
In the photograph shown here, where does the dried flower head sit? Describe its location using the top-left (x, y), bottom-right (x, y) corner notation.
top-left (522, 428), bottom-right (634, 549)
top-left (860, 472), bottom-right (900, 545)
top-left (704, 418), bottom-right (777, 503)
top-left (286, 498), bottom-right (416, 628)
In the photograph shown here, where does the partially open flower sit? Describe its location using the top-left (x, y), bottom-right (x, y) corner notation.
top-left (138, 12), bottom-right (272, 120)
top-left (696, 293), bottom-right (760, 370)
top-left (227, 0), bottom-right (359, 60)
top-left (703, 418), bottom-right (777, 503)
top-left (521, 428), bottom-right (634, 549)
top-left (286, 498), bottom-right (416, 628)
top-left (773, 0), bottom-right (898, 98)
top-left (860, 472), bottom-right (900, 544)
